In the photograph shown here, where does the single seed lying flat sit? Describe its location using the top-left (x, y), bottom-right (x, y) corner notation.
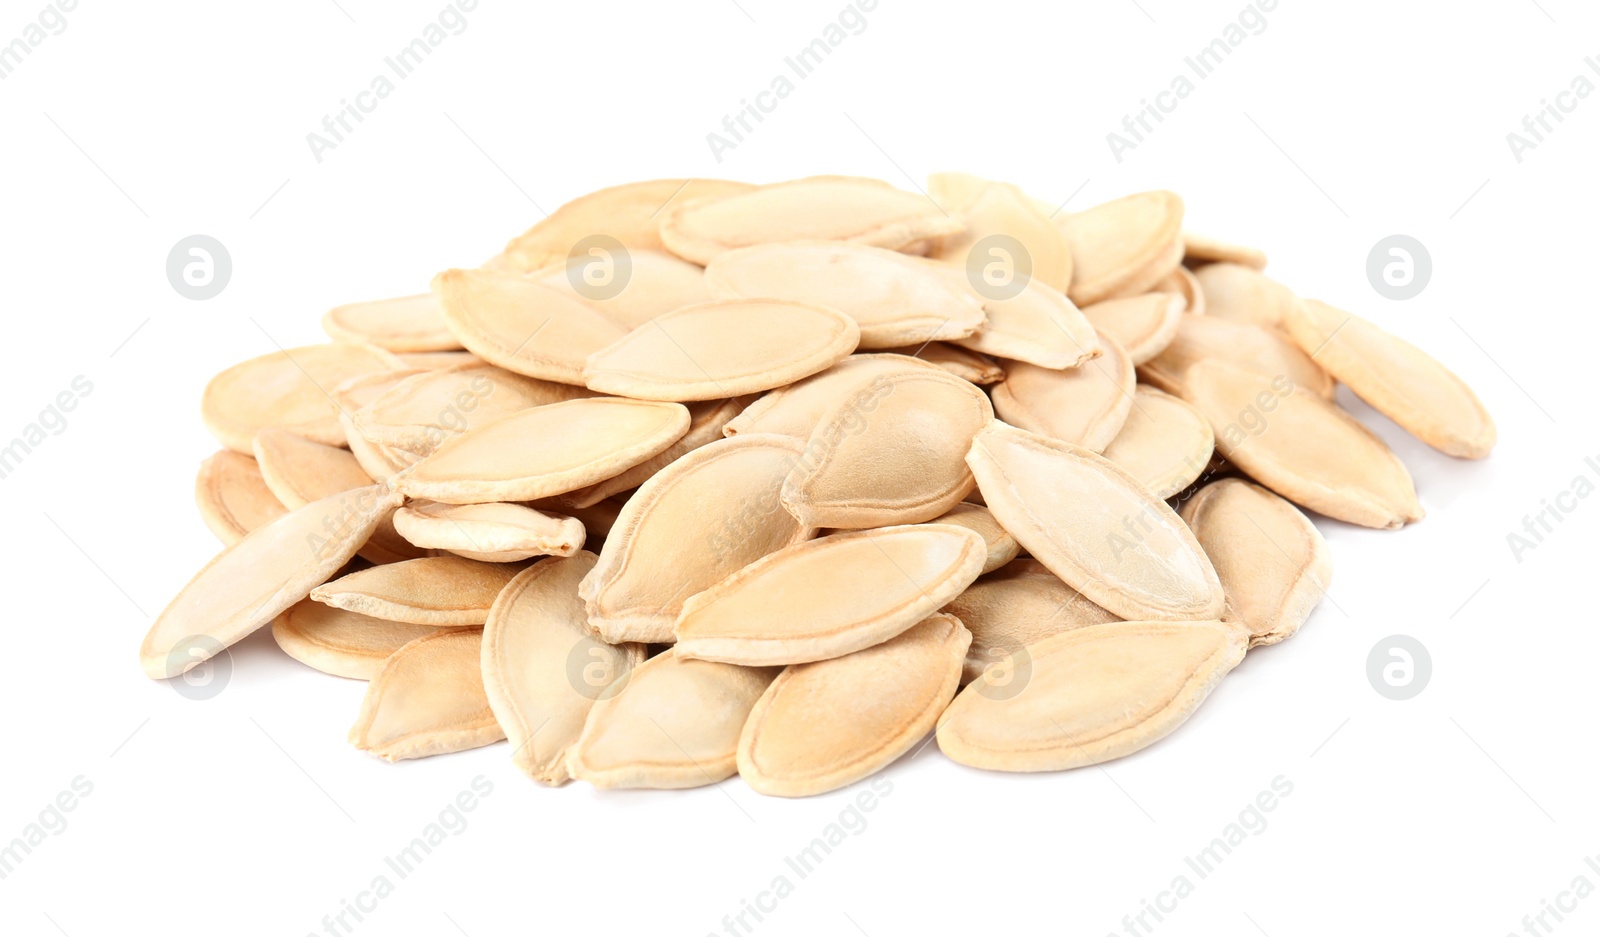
top-left (201, 343), bottom-right (401, 453)
top-left (1192, 262), bottom-right (1302, 328)
top-left (1140, 313), bottom-right (1334, 400)
top-left (353, 362), bottom-right (592, 456)
top-left (674, 524), bottom-right (987, 666)
top-left (1183, 360), bottom-right (1423, 529)
top-left (936, 619), bottom-right (1247, 772)
top-left (583, 300), bottom-right (860, 402)
top-left (558, 397), bottom-right (746, 509)
top-left (194, 450), bottom-right (286, 545)
top-left (1283, 299), bottom-right (1496, 459)
top-left (965, 421), bottom-right (1224, 621)
top-left (879, 343), bottom-right (1005, 384)
top-left (989, 331), bottom-right (1136, 453)
top-left (1079, 294), bottom-right (1184, 366)
top-left (141, 483), bottom-right (402, 679)
top-left (393, 501), bottom-right (585, 562)
top-left (929, 178), bottom-right (1073, 293)
top-left (431, 267), bottom-right (627, 385)
top-left (533, 248), bottom-right (712, 331)
top-left (349, 628), bottom-right (505, 762)
top-left (737, 613), bottom-right (971, 797)
top-left (252, 428), bottom-right (375, 509)
top-left (925, 503), bottom-right (1020, 574)
top-left (582, 434), bottom-right (812, 644)
top-left (393, 397), bottom-right (691, 504)
top-left (311, 555), bottom-right (524, 626)
top-left (321, 294), bottom-right (463, 353)
top-left (568, 650), bottom-right (779, 789)
top-left (272, 600), bottom-right (446, 679)
top-left (1100, 386), bottom-right (1215, 500)
top-left (934, 266), bottom-right (1101, 369)
top-left (1180, 479), bottom-right (1332, 647)
top-left (1182, 230), bottom-right (1268, 270)
top-left (1055, 191), bottom-right (1185, 306)
top-left (723, 354), bottom-right (939, 439)
top-left (482, 552), bottom-right (645, 784)
top-left (943, 558), bottom-right (1120, 684)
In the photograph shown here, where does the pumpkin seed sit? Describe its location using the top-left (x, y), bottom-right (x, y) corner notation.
top-left (989, 331), bottom-right (1136, 453)
top-left (353, 362), bottom-right (592, 457)
top-left (252, 428), bottom-right (374, 509)
top-left (1079, 293), bottom-right (1184, 366)
top-left (349, 628), bottom-right (505, 761)
top-left (723, 354), bottom-right (938, 439)
top-left (1100, 386), bottom-right (1214, 499)
top-left (534, 495), bottom-right (625, 540)
top-left (322, 294), bottom-right (463, 353)
top-left (925, 502), bottom-right (1020, 574)
top-left (943, 558), bottom-right (1120, 684)
top-left (1154, 265), bottom-right (1205, 316)
top-left (393, 501), bottom-right (585, 562)
top-left (557, 397), bottom-right (746, 509)
top-left (534, 248), bottom-right (712, 331)
top-left (928, 178), bottom-right (1073, 293)
top-left (1056, 191), bottom-right (1185, 306)
top-left (310, 555), bottom-right (524, 625)
top-left (936, 265), bottom-right (1101, 369)
top-left (1192, 262), bottom-right (1302, 328)
top-left (272, 599), bottom-right (445, 679)
top-left (201, 343), bottom-right (400, 453)
top-left (1141, 314), bottom-right (1334, 400)
top-left (194, 450), bottom-right (286, 545)
top-left (431, 267), bottom-right (627, 385)
top-left (879, 343), bottom-right (1005, 384)
top-left (396, 350), bottom-right (480, 370)
top-left (1182, 231), bottom-right (1268, 270)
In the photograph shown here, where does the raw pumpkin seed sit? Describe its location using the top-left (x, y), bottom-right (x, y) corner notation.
top-left (722, 354), bottom-right (939, 439)
top-left (392, 500), bottom-right (585, 562)
top-left (879, 343), bottom-right (1005, 384)
top-left (1100, 386), bottom-right (1214, 500)
top-left (310, 555), bottom-right (524, 626)
top-left (1141, 313), bottom-right (1335, 400)
top-left (1055, 191), bottom-right (1185, 306)
top-left (925, 502), bottom-right (1020, 574)
top-left (272, 599), bottom-right (446, 680)
top-left (1192, 262), bottom-right (1302, 328)
top-left (194, 450), bottom-right (287, 545)
top-left (321, 294), bottom-right (463, 353)
top-left (252, 428), bottom-right (374, 509)
top-left (1079, 294), bottom-right (1184, 366)
top-left (557, 397), bottom-right (746, 509)
top-left (349, 628), bottom-right (505, 761)
top-left (928, 178), bottom-right (1073, 293)
top-left (534, 248), bottom-right (712, 331)
top-left (353, 362), bottom-right (592, 457)
top-left (935, 265), bottom-right (1101, 369)
top-left (431, 267), bottom-right (627, 385)
top-left (201, 343), bottom-right (400, 453)
top-left (989, 331), bottom-right (1136, 453)
top-left (942, 558), bottom-right (1120, 685)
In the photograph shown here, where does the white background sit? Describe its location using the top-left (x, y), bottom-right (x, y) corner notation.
top-left (1, 1), bottom-right (1596, 935)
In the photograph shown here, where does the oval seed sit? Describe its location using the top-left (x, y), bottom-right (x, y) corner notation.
top-left (926, 502), bottom-right (1019, 574)
top-left (936, 620), bottom-right (1247, 772)
top-left (393, 501), bottom-right (585, 562)
top-left (782, 367), bottom-right (993, 528)
top-left (704, 241), bottom-right (985, 348)
top-left (201, 343), bottom-right (400, 452)
top-left (321, 294), bottom-right (463, 353)
top-left (1193, 262), bottom-right (1301, 328)
top-left (1140, 313), bottom-right (1334, 400)
top-left (1079, 293), bottom-right (1184, 366)
top-left (394, 397), bottom-right (691, 504)
top-left (738, 613), bottom-right (971, 797)
top-left (1183, 360), bottom-right (1423, 529)
top-left (271, 600), bottom-right (445, 679)
top-left (989, 331), bottom-right (1136, 453)
top-left (482, 552), bottom-right (645, 784)
top-left (723, 354), bottom-right (939, 439)
top-left (966, 421), bottom-right (1224, 621)
top-left (252, 428), bottom-right (375, 509)
top-left (1100, 386), bottom-right (1215, 499)
top-left (1056, 191), bottom-right (1185, 306)
top-left (935, 265), bottom-right (1101, 369)
top-left (396, 350), bottom-right (480, 370)
top-left (929, 179), bottom-right (1073, 293)
top-left (878, 343), bottom-right (1005, 384)
top-left (1283, 299), bottom-right (1496, 459)
top-left (583, 300), bottom-right (860, 402)
top-left (1154, 265), bottom-right (1205, 316)
top-left (658, 175), bottom-right (964, 265)
top-left (310, 555), bottom-right (524, 626)
top-left (1182, 230), bottom-right (1268, 270)
top-left (431, 267), bottom-right (627, 385)
top-left (558, 397), bottom-right (746, 509)
top-left (194, 450), bottom-right (286, 545)
top-left (674, 525), bottom-right (987, 666)
top-left (943, 558), bottom-right (1120, 684)
top-left (582, 434), bottom-right (812, 644)
top-left (353, 362), bottom-right (592, 456)
top-left (534, 248), bottom-right (712, 331)
top-left (141, 484), bottom-right (403, 679)
top-left (349, 628), bottom-right (505, 762)
top-left (569, 650), bottom-right (779, 789)
top-left (1180, 479), bottom-right (1332, 647)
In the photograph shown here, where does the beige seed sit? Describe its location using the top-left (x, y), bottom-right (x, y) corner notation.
top-left (1100, 386), bottom-right (1215, 500)
top-left (658, 175), bottom-right (964, 265)
top-left (534, 248), bottom-right (712, 331)
top-left (1192, 262), bottom-right (1302, 328)
top-left (272, 600), bottom-right (446, 679)
top-left (966, 421), bottom-right (1224, 621)
top-left (349, 628), bottom-right (505, 762)
top-left (353, 361), bottom-right (592, 457)
top-left (568, 649), bottom-right (779, 789)
top-left (396, 350), bottom-right (481, 370)
top-left (1180, 479), bottom-right (1332, 647)
top-left (393, 397), bottom-right (691, 504)
top-left (1079, 293), bottom-right (1184, 366)
top-left (935, 266), bottom-right (1101, 369)
top-left (989, 331), bottom-right (1136, 453)
top-left (1183, 360), bottom-right (1423, 529)
top-left (431, 267), bottom-right (627, 385)
top-left (331, 368), bottom-right (429, 483)
top-left (582, 434), bottom-right (812, 644)
top-left (201, 343), bottom-right (400, 453)
top-left (879, 343), bottom-right (1005, 384)
top-left (252, 428), bottom-right (375, 509)
top-left (482, 552), bottom-right (645, 784)
top-left (704, 241), bottom-right (985, 348)
top-left (142, 483), bottom-right (403, 679)
top-left (1283, 300), bottom-right (1496, 459)
top-left (943, 558), bottom-right (1120, 685)
top-left (393, 501), bottom-right (584, 562)
top-left (936, 619), bottom-right (1247, 772)
top-left (1182, 230), bottom-right (1268, 270)
top-left (1154, 265), bottom-right (1205, 316)
top-left (194, 450), bottom-right (286, 545)
top-left (723, 354), bottom-right (939, 439)
top-left (738, 613), bottom-right (971, 797)
top-left (1056, 191), bottom-right (1185, 306)
top-left (674, 524), bottom-right (987, 666)
top-left (310, 555), bottom-right (524, 626)
top-left (781, 367), bottom-right (992, 528)
top-left (583, 300), bottom-right (860, 402)
top-left (321, 294), bottom-right (463, 353)
top-left (1140, 314), bottom-right (1334, 400)
top-left (926, 502), bottom-right (1020, 574)
top-left (928, 178), bottom-right (1073, 293)
top-left (535, 496), bottom-right (625, 539)
top-left (557, 397), bottom-right (747, 509)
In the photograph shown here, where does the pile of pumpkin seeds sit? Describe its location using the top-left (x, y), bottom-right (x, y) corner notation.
top-left (146, 174), bottom-right (1494, 796)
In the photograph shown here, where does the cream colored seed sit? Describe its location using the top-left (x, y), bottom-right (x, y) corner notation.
top-left (321, 293), bottom-right (463, 353)
top-left (990, 330), bottom-right (1136, 453)
top-left (558, 397), bottom-right (746, 509)
top-left (1081, 292), bottom-right (1184, 367)
top-left (349, 628), bottom-right (505, 762)
top-left (201, 343), bottom-right (401, 453)
top-left (928, 178), bottom-right (1074, 293)
top-left (934, 265), bottom-right (1101, 370)
top-left (1192, 262), bottom-right (1302, 328)
top-left (1140, 313), bottom-right (1335, 400)
top-left (722, 354), bottom-right (939, 439)
top-left (942, 558), bottom-right (1120, 685)
top-left (271, 600), bottom-right (446, 680)
top-left (392, 500), bottom-right (584, 562)
top-left (1154, 265), bottom-right (1205, 317)
top-left (1100, 386), bottom-right (1215, 500)
top-left (194, 450), bottom-right (286, 545)
top-left (252, 428), bottom-right (374, 510)
top-left (396, 350), bottom-right (481, 370)
top-left (310, 555), bottom-right (525, 626)
top-left (925, 502), bottom-right (1020, 574)
top-left (353, 362), bottom-right (592, 457)
top-left (534, 248), bottom-right (712, 331)
top-left (879, 343), bottom-right (1005, 384)
top-left (1055, 190), bottom-right (1185, 306)
top-left (431, 267), bottom-right (627, 385)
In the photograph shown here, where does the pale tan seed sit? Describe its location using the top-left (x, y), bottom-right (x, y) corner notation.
top-left (738, 613), bottom-right (971, 797)
top-left (1182, 231), bottom-right (1268, 270)
top-left (943, 558), bottom-right (1120, 684)
top-left (194, 450), bottom-right (286, 545)
top-left (557, 397), bottom-right (746, 509)
top-left (583, 300), bottom-right (860, 402)
top-left (723, 354), bottom-right (939, 439)
top-left (1180, 479), bottom-right (1332, 647)
top-left (1079, 293), bottom-right (1184, 365)
top-left (310, 555), bottom-right (524, 626)
top-left (926, 503), bottom-right (1020, 574)
top-left (989, 331), bottom-right (1136, 453)
top-left (321, 294), bottom-right (463, 353)
top-left (966, 421), bottom-right (1224, 621)
top-left (928, 179), bottom-right (1073, 293)
top-left (1056, 191), bottom-right (1185, 306)
top-left (935, 265), bottom-right (1102, 369)
top-left (1140, 314), bottom-right (1334, 400)
top-left (201, 343), bottom-right (400, 452)
top-left (353, 362), bottom-right (592, 456)
top-left (141, 483), bottom-right (403, 679)
top-left (396, 350), bottom-right (481, 370)
top-left (1100, 386), bottom-right (1215, 499)
top-left (878, 343), bottom-right (1005, 384)
top-left (1154, 264), bottom-right (1205, 316)
top-left (674, 524), bottom-right (987, 666)
top-left (658, 175), bottom-right (965, 265)
top-left (1183, 360), bottom-right (1423, 529)
top-left (568, 649), bottom-right (779, 789)
top-left (394, 397), bottom-right (690, 504)
top-left (272, 600), bottom-right (446, 679)
top-left (936, 620), bottom-right (1247, 772)
top-left (704, 241), bottom-right (985, 348)
top-left (534, 249), bottom-right (712, 331)
top-left (582, 434), bottom-right (812, 644)
top-left (349, 628), bottom-right (505, 761)
top-left (1193, 262), bottom-right (1302, 328)
top-left (431, 267), bottom-right (627, 385)
top-left (482, 552), bottom-right (645, 784)
top-left (1283, 300), bottom-right (1496, 459)
top-left (333, 369), bottom-right (431, 483)
top-left (393, 501), bottom-right (585, 562)
top-left (535, 496), bottom-right (624, 539)
top-left (252, 428), bottom-right (375, 509)
top-left (781, 367), bottom-right (993, 528)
